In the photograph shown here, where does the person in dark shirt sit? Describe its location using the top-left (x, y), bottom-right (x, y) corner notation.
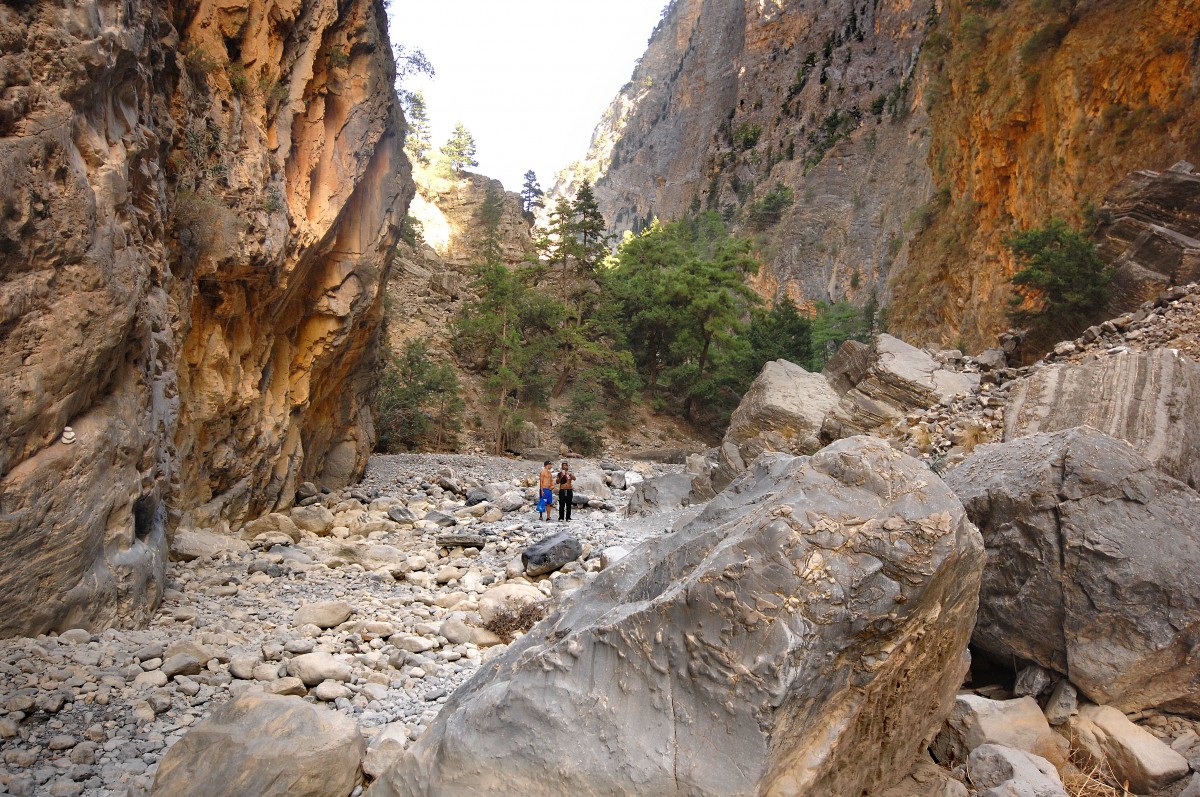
top-left (556, 461), bottom-right (575, 522)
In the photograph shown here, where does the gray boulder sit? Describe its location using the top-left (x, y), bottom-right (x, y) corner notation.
top-left (821, 334), bottom-right (979, 441)
top-left (367, 437), bottom-right (984, 797)
top-left (386, 505), bottom-right (416, 524)
top-left (946, 426), bottom-right (1200, 714)
top-left (150, 693), bottom-right (362, 797)
top-left (1004, 348), bottom-right (1200, 488)
top-left (521, 532), bottom-right (582, 577)
top-left (712, 359), bottom-right (840, 491)
top-left (966, 744), bottom-right (1068, 797)
top-left (423, 511), bottom-right (456, 527)
top-left (570, 464), bottom-right (611, 499)
top-left (625, 472), bottom-right (702, 515)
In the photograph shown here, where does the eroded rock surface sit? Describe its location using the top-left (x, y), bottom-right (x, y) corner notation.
top-left (1004, 348), bottom-right (1200, 488)
top-left (822, 334), bottom-right (979, 441)
top-left (712, 359), bottom-right (839, 491)
top-left (369, 437), bottom-right (984, 797)
top-left (0, 0), bottom-right (410, 637)
top-left (947, 427), bottom-right (1200, 715)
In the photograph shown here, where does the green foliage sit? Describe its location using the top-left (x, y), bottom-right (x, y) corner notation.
top-left (403, 91), bottom-right (433, 164)
top-left (399, 213), bottom-right (424, 247)
top-left (810, 300), bottom-right (873, 369)
top-left (560, 382), bottom-right (606, 455)
top-left (228, 63), bottom-right (250, 97)
top-left (804, 109), bottom-right (861, 170)
top-left (478, 181), bottom-right (505, 265)
top-left (183, 43), bottom-right (218, 77)
top-left (601, 212), bottom-right (761, 424)
top-left (327, 46), bottom-right (350, 69)
top-left (745, 183), bottom-right (795, 230)
top-left (733, 122), bottom-right (763, 150)
top-left (520, 170), bottom-right (544, 215)
top-left (263, 187), bottom-right (284, 214)
top-left (375, 339), bottom-right (463, 452)
top-left (441, 122), bottom-right (478, 174)
top-left (1006, 219), bottom-right (1112, 338)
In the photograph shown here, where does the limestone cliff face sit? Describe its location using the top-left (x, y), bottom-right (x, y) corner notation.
top-left (893, 0), bottom-right (1200, 349)
top-left (563, 0), bottom-right (1200, 349)
top-left (0, 0), bottom-right (410, 637)
top-left (554, 0), bottom-right (937, 310)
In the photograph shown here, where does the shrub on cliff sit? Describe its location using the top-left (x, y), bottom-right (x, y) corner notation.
top-left (1006, 218), bottom-right (1112, 341)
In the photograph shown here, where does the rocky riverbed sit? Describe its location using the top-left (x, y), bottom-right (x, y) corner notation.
top-left (0, 455), bottom-right (686, 797)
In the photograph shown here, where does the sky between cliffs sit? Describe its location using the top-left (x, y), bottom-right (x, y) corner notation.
top-left (387, 1), bottom-right (667, 194)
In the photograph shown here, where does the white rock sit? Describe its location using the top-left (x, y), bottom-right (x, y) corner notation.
top-left (287, 652), bottom-right (353, 687)
top-left (1071, 704), bottom-right (1190, 793)
top-left (312, 680), bottom-right (352, 702)
top-left (292, 601), bottom-right (353, 629)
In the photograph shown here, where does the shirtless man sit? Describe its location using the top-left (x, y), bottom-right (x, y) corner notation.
top-left (537, 460), bottom-right (554, 520)
top-left (556, 461), bottom-right (576, 522)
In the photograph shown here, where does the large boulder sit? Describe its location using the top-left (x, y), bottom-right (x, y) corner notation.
top-left (169, 528), bottom-right (249, 562)
top-left (1004, 348), bottom-right (1200, 489)
top-left (931, 695), bottom-right (1067, 767)
top-left (712, 359), bottom-right (840, 491)
top-left (367, 437), bottom-right (984, 797)
top-left (946, 427), bottom-right (1200, 714)
top-left (625, 472), bottom-right (703, 515)
top-left (821, 334), bottom-right (979, 441)
top-left (569, 464), bottom-right (611, 500)
top-left (150, 692), bottom-right (363, 797)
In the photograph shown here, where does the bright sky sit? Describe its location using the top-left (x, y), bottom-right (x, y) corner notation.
top-left (386, 1), bottom-right (667, 193)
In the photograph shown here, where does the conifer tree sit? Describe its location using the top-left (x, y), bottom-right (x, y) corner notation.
top-left (520, 170), bottom-right (544, 215)
top-left (441, 122), bottom-right (478, 174)
top-left (403, 91), bottom-right (432, 164)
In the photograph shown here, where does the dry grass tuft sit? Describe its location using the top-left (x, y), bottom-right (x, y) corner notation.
top-left (1062, 749), bottom-right (1133, 797)
top-left (483, 602), bottom-right (546, 642)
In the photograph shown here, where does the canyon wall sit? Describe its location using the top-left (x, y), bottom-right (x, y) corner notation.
top-left (0, 0), bottom-right (410, 637)
top-left (561, 0), bottom-right (1200, 349)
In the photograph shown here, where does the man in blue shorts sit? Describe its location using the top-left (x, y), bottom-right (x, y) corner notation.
top-left (536, 460), bottom-right (554, 520)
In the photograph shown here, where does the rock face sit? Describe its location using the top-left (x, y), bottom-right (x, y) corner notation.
top-left (0, 0), bottom-right (411, 637)
top-left (822, 334), bottom-right (979, 441)
top-left (946, 427), bottom-right (1200, 715)
top-left (150, 692), bottom-right (363, 797)
top-left (560, 0), bottom-right (1200, 349)
top-left (368, 437), bottom-right (984, 797)
top-left (552, 0), bottom-right (937, 318)
top-left (712, 359), bottom-right (839, 491)
top-left (1004, 348), bottom-right (1200, 489)
top-left (1095, 164), bottom-right (1200, 310)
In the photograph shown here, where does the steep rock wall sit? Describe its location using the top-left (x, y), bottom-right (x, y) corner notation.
top-left (0, 0), bottom-right (410, 637)
top-left (562, 0), bottom-right (1200, 349)
top-left (893, 0), bottom-right (1200, 349)
top-left (554, 0), bottom-right (937, 310)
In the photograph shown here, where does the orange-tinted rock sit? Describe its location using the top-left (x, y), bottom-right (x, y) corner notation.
top-left (0, 0), bottom-right (411, 637)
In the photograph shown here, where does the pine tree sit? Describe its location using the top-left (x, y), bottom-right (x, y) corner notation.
top-left (571, 180), bottom-right (608, 274)
top-left (520, 170), bottom-right (544, 215)
top-left (441, 122), bottom-right (478, 174)
top-left (403, 91), bottom-right (432, 164)
top-left (478, 181), bottom-right (505, 266)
